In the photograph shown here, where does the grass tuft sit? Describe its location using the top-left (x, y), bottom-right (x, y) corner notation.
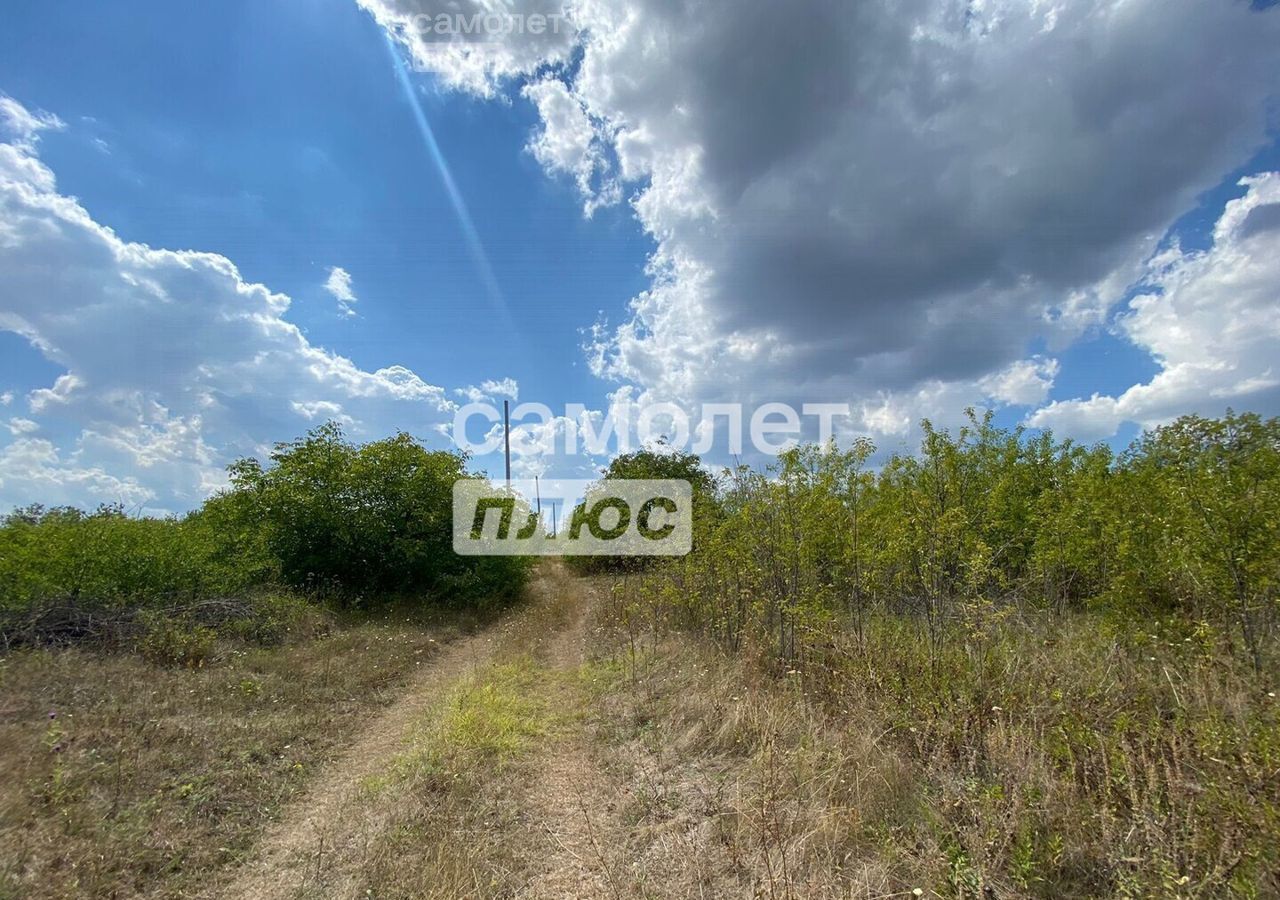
top-left (379, 657), bottom-right (554, 790)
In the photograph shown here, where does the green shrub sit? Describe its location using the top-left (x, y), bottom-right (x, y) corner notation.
top-left (219, 423), bottom-right (529, 604)
top-left (0, 505), bottom-right (257, 613)
top-left (136, 613), bottom-right (217, 667)
top-left (0, 424), bottom-right (532, 635)
top-left (626, 410), bottom-right (1279, 673)
top-left (219, 592), bottom-right (329, 645)
top-left (605, 410), bottom-right (1280, 895)
top-left (565, 444), bottom-right (720, 575)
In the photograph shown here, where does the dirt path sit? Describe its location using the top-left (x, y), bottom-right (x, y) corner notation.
top-left (208, 611), bottom-right (523, 900)
top-left (517, 574), bottom-right (625, 900)
top-left (208, 564), bottom-right (627, 900)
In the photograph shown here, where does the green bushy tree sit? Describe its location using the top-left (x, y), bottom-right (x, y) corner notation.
top-left (220, 423), bottom-right (528, 604)
top-left (567, 444), bottom-right (719, 574)
top-left (1125, 412), bottom-right (1280, 671)
top-left (1, 423), bottom-right (531, 617)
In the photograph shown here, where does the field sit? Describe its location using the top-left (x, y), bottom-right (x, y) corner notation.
top-left (1, 563), bottom-right (1275, 898)
top-left (2, 413), bottom-right (1278, 898)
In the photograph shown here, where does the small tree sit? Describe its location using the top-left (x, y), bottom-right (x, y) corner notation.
top-left (219, 422), bottom-right (528, 604)
top-left (1132, 412), bottom-right (1280, 673)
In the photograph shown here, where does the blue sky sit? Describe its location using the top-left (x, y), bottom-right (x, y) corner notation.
top-left (0, 0), bottom-right (647, 421)
top-left (1, 0), bottom-right (1279, 511)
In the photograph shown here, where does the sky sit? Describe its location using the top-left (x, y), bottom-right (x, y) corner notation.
top-left (1, 0), bottom-right (1279, 513)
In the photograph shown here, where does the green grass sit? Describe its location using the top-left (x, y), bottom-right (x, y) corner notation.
top-left (380, 657), bottom-right (559, 789)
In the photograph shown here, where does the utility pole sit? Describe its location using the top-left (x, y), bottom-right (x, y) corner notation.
top-left (503, 399), bottom-right (511, 488)
top-left (535, 475), bottom-right (542, 518)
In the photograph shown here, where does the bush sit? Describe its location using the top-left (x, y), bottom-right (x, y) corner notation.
top-left (136, 613), bottom-right (217, 667)
top-left (219, 423), bottom-right (529, 604)
top-left (631, 409), bottom-right (1279, 671)
top-left (219, 591), bottom-right (329, 645)
top-left (0, 505), bottom-right (257, 613)
top-left (0, 424), bottom-right (532, 632)
top-left (607, 409), bottom-right (1280, 896)
top-left (565, 445), bottom-right (720, 575)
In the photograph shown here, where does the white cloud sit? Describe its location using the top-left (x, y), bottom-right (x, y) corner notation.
top-left (509, 413), bottom-right (607, 481)
top-left (0, 93), bottom-right (64, 149)
top-left (291, 399), bottom-right (346, 421)
top-left (324, 266), bottom-right (359, 316)
top-left (454, 377), bottom-right (520, 404)
top-left (0, 96), bottom-right (459, 510)
top-left (27, 374), bottom-right (83, 413)
top-left (481, 377), bottom-right (519, 400)
top-left (1029, 174), bottom-right (1280, 441)
top-left (522, 77), bottom-right (618, 215)
top-left (6, 417), bottom-right (38, 435)
top-left (522, 78), bottom-right (593, 179)
top-left (0, 438), bottom-right (154, 510)
top-left (369, 0), bottom-right (1280, 448)
top-left (0, 392), bottom-right (13, 407)
top-left (980, 358), bottom-right (1060, 408)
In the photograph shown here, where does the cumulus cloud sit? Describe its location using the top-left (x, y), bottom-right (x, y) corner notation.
top-left (0, 93), bottom-right (63, 148)
top-left (0, 438), bottom-right (154, 510)
top-left (455, 377), bottom-right (519, 404)
top-left (28, 374), bottom-right (83, 413)
top-left (291, 400), bottom-right (347, 421)
top-left (0, 96), bottom-right (458, 510)
top-left (482, 377), bottom-right (519, 400)
top-left (1029, 174), bottom-right (1280, 441)
top-left (367, 0), bottom-right (1280, 446)
top-left (522, 77), bottom-right (619, 215)
top-left (980, 358), bottom-right (1061, 409)
top-left (324, 265), bottom-right (359, 316)
top-left (509, 412), bottom-right (608, 481)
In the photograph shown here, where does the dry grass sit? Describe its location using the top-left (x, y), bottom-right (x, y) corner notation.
top-left (578, 636), bottom-right (919, 898)
top-left (586, 585), bottom-right (1280, 898)
top-left (312, 566), bottom-right (638, 900)
top-left (9, 565), bottom-right (1271, 899)
top-left (345, 654), bottom-right (567, 899)
top-left (0, 604), bottom-right (486, 899)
